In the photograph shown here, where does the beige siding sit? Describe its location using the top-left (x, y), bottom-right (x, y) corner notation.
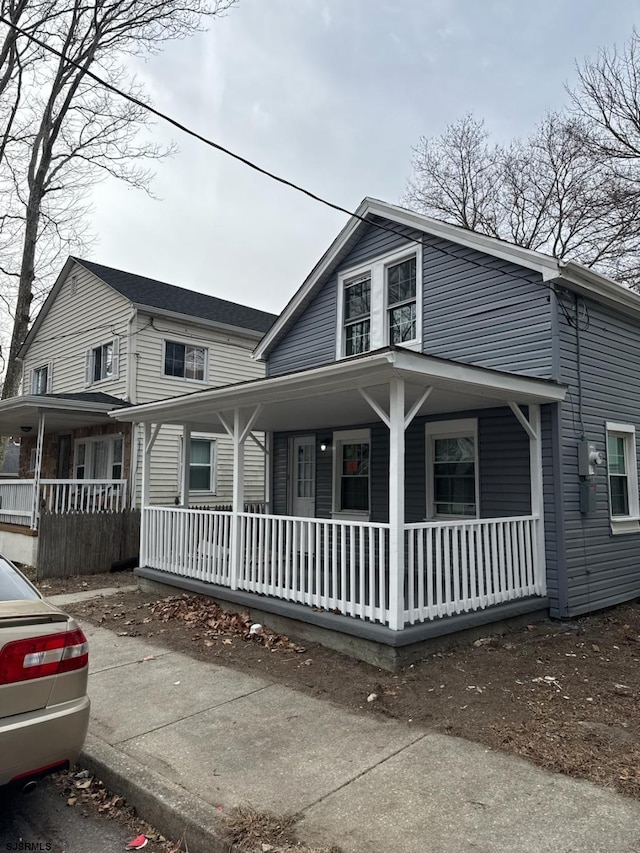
top-left (131, 313), bottom-right (267, 506)
top-left (22, 263), bottom-right (131, 398)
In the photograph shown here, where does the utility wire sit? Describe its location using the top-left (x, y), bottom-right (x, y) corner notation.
top-left (0, 14), bottom-right (423, 251)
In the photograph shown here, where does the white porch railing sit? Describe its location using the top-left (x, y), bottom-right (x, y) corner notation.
top-left (39, 479), bottom-right (128, 513)
top-left (144, 507), bottom-right (233, 586)
top-left (239, 513), bottom-right (389, 623)
top-left (404, 515), bottom-right (542, 625)
top-left (0, 480), bottom-right (34, 525)
top-left (0, 478), bottom-right (128, 528)
top-left (140, 508), bottom-right (543, 630)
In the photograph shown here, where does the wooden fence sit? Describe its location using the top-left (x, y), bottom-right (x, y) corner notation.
top-left (37, 509), bottom-right (140, 578)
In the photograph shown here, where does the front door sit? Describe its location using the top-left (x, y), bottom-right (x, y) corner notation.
top-left (291, 435), bottom-right (315, 518)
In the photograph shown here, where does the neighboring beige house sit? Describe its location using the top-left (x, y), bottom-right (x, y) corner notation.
top-left (0, 256), bottom-right (276, 563)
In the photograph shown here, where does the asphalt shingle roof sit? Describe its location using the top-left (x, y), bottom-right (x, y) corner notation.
top-left (76, 259), bottom-right (277, 334)
top-left (38, 392), bottom-right (130, 407)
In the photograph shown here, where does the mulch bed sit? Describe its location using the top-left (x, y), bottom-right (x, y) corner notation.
top-left (70, 589), bottom-right (640, 800)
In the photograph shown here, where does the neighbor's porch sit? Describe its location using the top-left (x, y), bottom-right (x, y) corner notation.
top-left (111, 348), bottom-right (565, 633)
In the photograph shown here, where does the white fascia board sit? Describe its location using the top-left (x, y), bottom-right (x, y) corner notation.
top-left (0, 396), bottom-right (126, 415)
top-left (134, 304), bottom-right (268, 343)
top-left (111, 348), bottom-right (566, 426)
top-left (553, 261), bottom-right (640, 319)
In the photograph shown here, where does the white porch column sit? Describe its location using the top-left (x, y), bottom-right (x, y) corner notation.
top-left (231, 408), bottom-right (246, 591)
top-left (388, 378), bottom-right (406, 631)
top-left (30, 412), bottom-right (45, 530)
top-left (528, 404), bottom-right (547, 595)
top-left (180, 424), bottom-right (192, 507)
top-left (140, 422), bottom-right (152, 567)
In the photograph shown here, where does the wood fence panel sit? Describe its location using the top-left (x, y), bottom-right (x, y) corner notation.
top-left (37, 510), bottom-right (140, 578)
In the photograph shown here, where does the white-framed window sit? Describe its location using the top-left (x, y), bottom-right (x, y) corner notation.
top-left (85, 339), bottom-right (119, 385)
top-left (179, 436), bottom-right (216, 494)
top-left (426, 419), bottom-right (479, 519)
top-left (336, 244), bottom-right (422, 359)
top-left (332, 429), bottom-right (371, 517)
top-left (163, 340), bottom-right (207, 382)
top-left (74, 435), bottom-right (123, 480)
top-left (31, 363), bottom-right (52, 394)
top-left (606, 422), bottom-right (640, 534)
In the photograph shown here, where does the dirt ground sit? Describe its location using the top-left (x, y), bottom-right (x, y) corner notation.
top-left (20, 564), bottom-right (136, 594)
top-left (67, 586), bottom-right (640, 801)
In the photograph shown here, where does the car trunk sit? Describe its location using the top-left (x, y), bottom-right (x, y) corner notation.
top-left (0, 596), bottom-right (70, 719)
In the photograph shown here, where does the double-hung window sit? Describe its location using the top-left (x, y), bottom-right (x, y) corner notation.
top-left (337, 245), bottom-right (422, 358)
top-left (164, 341), bottom-right (207, 381)
top-left (31, 364), bottom-right (51, 394)
top-left (426, 419), bottom-right (478, 518)
top-left (179, 437), bottom-right (216, 494)
top-left (86, 340), bottom-right (118, 385)
top-left (75, 436), bottom-right (123, 480)
top-left (343, 275), bottom-right (371, 356)
top-left (333, 429), bottom-right (370, 516)
top-left (387, 257), bottom-right (417, 345)
top-left (606, 422), bottom-right (640, 533)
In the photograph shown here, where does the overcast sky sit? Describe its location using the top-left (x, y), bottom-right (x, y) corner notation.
top-left (88, 0), bottom-right (640, 318)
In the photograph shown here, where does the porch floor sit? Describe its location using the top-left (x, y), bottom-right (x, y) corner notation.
top-left (135, 565), bottom-right (549, 668)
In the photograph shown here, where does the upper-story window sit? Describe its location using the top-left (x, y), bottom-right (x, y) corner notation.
top-left (164, 340), bottom-right (207, 382)
top-left (31, 363), bottom-right (51, 394)
top-left (344, 274), bottom-right (371, 356)
top-left (337, 244), bottom-right (422, 359)
top-left (86, 339), bottom-right (119, 385)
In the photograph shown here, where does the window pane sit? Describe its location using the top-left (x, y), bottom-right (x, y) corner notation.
top-left (344, 276), bottom-right (371, 321)
top-left (93, 346), bottom-right (102, 382)
top-left (113, 438), bottom-right (123, 464)
top-left (610, 476), bottom-right (629, 516)
top-left (165, 342), bottom-right (185, 377)
top-left (387, 258), bottom-right (416, 305)
top-left (185, 346), bottom-right (206, 380)
top-left (433, 436), bottom-right (476, 516)
top-left (103, 343), bottom-right (113, 378)
top-left (189, 466), bottom-right (211, 491)
top-left (607, 434), bottom-right (627, 475)
top-left (389, 303), bottom-right (416, 344)
top-left (33, 367), bottom-right (48, 394)
top-left (341, 477), bottom-right (369, 511)
top-left (345, 320), bottom-right (370, 356)
top-left (190, 439), bottom-right (210, 465)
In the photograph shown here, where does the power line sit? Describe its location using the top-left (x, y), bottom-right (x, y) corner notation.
top-left (0, 14), bottom-right (423, 251)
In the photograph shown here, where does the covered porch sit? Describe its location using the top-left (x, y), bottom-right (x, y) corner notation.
top-left (112, 348), bottom-right (566, 634)
top-left (0, 393), bottom-right (131, 532)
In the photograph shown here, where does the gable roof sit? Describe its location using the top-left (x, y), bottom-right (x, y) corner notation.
top-left (76, 259), bottom-right (277, 334)
top-left (20, 257), bottom-right (277, 359)
top-left (254, 197), bottom-right (640, 361)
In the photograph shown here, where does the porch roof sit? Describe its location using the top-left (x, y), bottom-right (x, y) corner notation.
top-left (0, 393), bottom-right (130, 436)
top-left (110, 348), bottom-right (566, 434)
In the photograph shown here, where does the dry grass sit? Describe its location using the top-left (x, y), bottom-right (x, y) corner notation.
top-left (224, 804), bottom-right (341, 853)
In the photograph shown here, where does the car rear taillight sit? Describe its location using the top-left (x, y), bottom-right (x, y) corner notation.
top-left (0, 628), bottom-right (88, 685)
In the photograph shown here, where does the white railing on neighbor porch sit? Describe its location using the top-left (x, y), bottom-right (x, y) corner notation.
top-left (39, 479), bottom-right (128, 513)
top-left (0, 480), bottom-right (33, 525)
top-left (142, 507), bottom-right (390, 624)
top-left (404, 515), bottom-right (542, 625)
top-left (0, 478), bottom-right (128, 528)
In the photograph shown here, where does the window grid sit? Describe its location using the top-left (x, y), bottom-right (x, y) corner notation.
top-left (387, 257), bottom-right (417, 345)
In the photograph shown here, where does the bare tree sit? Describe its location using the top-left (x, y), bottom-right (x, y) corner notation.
top-left (0, 0), bottom-right (237, 411)
top-left (403, 110), bottom-right (640, 284)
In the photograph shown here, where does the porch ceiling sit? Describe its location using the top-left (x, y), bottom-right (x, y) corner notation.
top-left (110, 348), bottom-right (566, 434)
top-left (0, 396), bottom-right (128, 436)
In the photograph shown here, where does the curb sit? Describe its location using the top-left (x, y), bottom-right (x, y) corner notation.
top-left (80, 733), bottom-right (231, 853)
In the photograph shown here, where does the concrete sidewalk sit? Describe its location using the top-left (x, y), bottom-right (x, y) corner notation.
top-left (54, 589), bottom-right (640, 853)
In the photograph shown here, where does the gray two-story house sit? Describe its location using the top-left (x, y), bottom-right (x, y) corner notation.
top-left (111, 198), bottom-right (640, 666)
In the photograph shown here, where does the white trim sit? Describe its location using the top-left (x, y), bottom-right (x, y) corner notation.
top-left (605, 421), bottom-right (640, 534)
top-left (162, 339), bottom-right (209, 384)
top-left (178, 432), bottom-right (217, 496)
top-left (111, 348), bottom-right (567, 428)
top-left (332, 428), bottom-right (371, 519)
top-left (425, 418), bottom-right (479, 520)
top-left (335, 243), bottom-right (423, 359)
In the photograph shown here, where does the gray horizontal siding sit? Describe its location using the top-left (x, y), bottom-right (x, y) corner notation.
top-left (268, 217), bottom-right (554, 379)
top-left (558, 292), bottom-right (640, 616)
top-left (270, 407), bottom-right (532, 524)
